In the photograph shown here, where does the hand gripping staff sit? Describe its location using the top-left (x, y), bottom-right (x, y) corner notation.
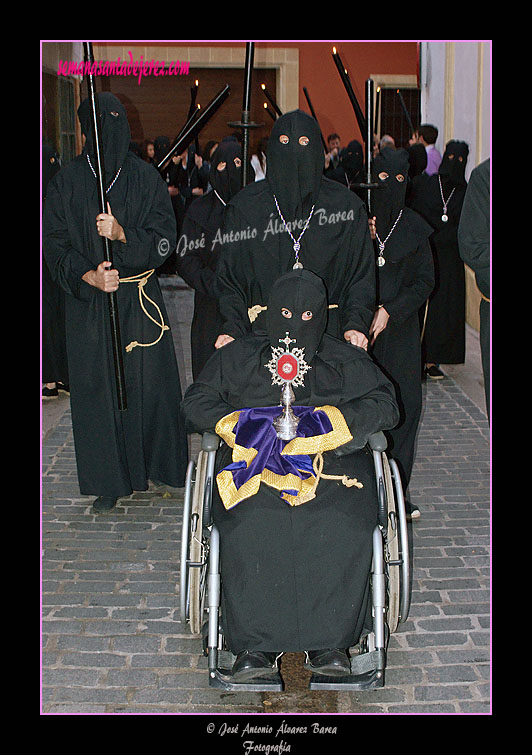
top-left (83, 41), bottom-right (127, 411)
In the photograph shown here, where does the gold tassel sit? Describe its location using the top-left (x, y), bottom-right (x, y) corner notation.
top-left (118, 270), bottom-right (170, 352)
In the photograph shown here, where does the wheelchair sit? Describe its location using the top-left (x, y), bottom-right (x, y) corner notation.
top-left (179, 430), bottom-right (411, 692)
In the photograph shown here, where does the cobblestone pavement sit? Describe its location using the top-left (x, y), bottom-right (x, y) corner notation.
top-left (41, 277), bottom-right (490, 717)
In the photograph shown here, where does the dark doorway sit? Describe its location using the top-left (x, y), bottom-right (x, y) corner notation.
top-left (379, 87), bottom-right (421, 149)
top-left (99, 66), bottom-right (276, 157)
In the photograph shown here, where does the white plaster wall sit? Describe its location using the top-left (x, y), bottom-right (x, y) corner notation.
top-left (420, 41), bottom-right (446, 159)
top-left (454, 41), bottom-right (479, 176)
top-left (420, 40), bottom-right (491, 178)
top-left (480, 43), bottom-right (491, 164)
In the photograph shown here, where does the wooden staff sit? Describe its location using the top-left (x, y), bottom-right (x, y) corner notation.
top-left (349, 78), bottom-right (380, 216)
top-left (228, 43), bottom-right (262, 188)
top-left (263, 102), bottom-right (276, 121)
top-left (158, 103), bottom-right (201, 174)
top-left (302, 86), bottom-right (327, 153)
top-left (374, 86), bottom-right (381, 137)
top-left (157, 84), bottom-right (231, 170)
top-left (396, 88), bottom-right (415, 136)
top-left (83, 41), bottom-right (127, 411)
top-left (332, 46), bottom-right (367, 140)
top-left (260, 82), bottom-right (283, 117)
top-left (188, 79), bottom-right (200, 152)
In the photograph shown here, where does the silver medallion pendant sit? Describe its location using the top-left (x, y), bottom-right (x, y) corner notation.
top-left (293, 261), bottom-right (303, 269)
top-left (377, 255), bottom-right (386, 267)
top-left (441, 214), bottom-right (448, 223)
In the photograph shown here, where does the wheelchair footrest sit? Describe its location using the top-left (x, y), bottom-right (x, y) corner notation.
top-left (309, 649), bottom-right (385, 691)
top-left (208, 650), bottom-right (284, 692)
top-left (209, 668), bottom-right (284, 691)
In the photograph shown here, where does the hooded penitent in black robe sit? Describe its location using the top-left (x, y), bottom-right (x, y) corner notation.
top-left (42, 143), bottom-right (69, 386)
top-left (408, 140), bottom-right (469, 364)
top-left (215, 110), bottom-right (375, 343)
top-left (43, 93), bottom-right (188, 497)
top-left (458, 157), bottom-right (490, 416)
top-left (182, 270), bottom-right (399, 654)
top-left (369, 148), bottom-right (434, 490)
top-left (405, 143), bottom-right (427, 205)
top-left (176, 140), bottom-right (242, 379)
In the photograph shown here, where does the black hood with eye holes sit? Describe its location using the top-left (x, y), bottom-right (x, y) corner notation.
top-left (371, 147), bottom-right (410, 237)
top-left (265, 269), bottom-right (328, 362)
top-left (209, 140), bottom-right (242, 204)
top-left (266, 110), bottom-right (324, 220)
top-left (78, 92), bottom-right (131, 180)
top-left (341, 140), bottom-right (364, 182)
top-left (439, 140), bottom-right (469, 188)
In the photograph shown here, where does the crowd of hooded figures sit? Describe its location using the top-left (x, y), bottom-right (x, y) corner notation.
top-left (42, 92), bottom-right (489, 682)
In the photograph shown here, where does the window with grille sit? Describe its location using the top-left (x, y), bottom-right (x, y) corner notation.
top-left (378, 87), bottom-right (421, 149)
top-left (58, 77), bottom-right (76, 164)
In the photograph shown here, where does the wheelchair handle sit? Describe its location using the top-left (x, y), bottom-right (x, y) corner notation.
top-left (368, 431), bottom-right (387, 452)
top-left (202, 432), bottom-right (220, 452)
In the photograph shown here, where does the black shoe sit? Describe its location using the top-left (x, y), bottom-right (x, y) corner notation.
top-left (304, 648), bottom-right (351, 677)
top-left (425, 365), bottom-right (444, 380)
top-left (405, 500), bottom-right (421, 521)
top-left (92, 496), bottom-right (118, 513)
top-left (231, 650), bottom-right (281, 682)
top-left (42, 385), bottom-right (59, 399)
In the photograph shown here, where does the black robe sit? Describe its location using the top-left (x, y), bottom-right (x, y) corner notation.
top-left (43, 96), bottom-right (188, 497)
top-left (176, 191), bottom-right (224, 379)
top-left (216, 178), bottom-right (375, 340)
top-left (42, 144), bottom-right (69, 385)
top-left (215, 111), bottom-right (375, 342)
top-left (458, 158), bottom-right (490, 414)
top-left (408, 164), bottom-right (468, 364)
top-left (182, 271), bottom-right (399, 652)
top-left (370, 207), bottom-right (434, 489)
top-left (176, 140), bottom-right (242, 379)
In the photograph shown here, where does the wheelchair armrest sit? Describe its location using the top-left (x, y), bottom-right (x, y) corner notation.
top-left (367, 431), bottom-right (387, 452)
top-left (202, 432), bottom-right (220, 453)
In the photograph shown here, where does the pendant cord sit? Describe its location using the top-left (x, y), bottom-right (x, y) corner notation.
top-left (375, 209), bottom-right (403, 264)
top-left (213, 189), bottom-right (227, 206)
top-left (438, 174), bottom-right (456, 214)
top-left (86, 154), bottom-right (122, 194)
top-left (273, 194), bottom-right (315, 267)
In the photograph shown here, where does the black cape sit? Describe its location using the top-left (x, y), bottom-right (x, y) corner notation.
top-left (458, 157), bottom-right (490, 414)
top-left (408, 141), bottom-right (469, 364)
top-left (369, 148), bottom-right (434, 489)
top-left (176, 141), bottom-right (242, 379)
top-left (215, 111), bottom-right (375, 342)
top-left (43, 94), bottom-right (188, 496)
top-left (370, 207), bottom-right (434, 488)
top-left (42, 143), bottom-right (69, 385)
top-left (182, 270), bottom-right (399, 652)
top-left (458, 158), bottom-right (490, 299)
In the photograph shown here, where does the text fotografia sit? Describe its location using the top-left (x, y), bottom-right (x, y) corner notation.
top-left (208, 720), bottom-right (338, 748)
top-left (57, 52), bottom-right (190, 85)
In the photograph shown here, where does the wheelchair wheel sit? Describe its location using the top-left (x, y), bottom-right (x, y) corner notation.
top-left (188, 450), bottom-right (209, 635)
top-left (382, 454), bottom-right (411, 632)
top-left (180, 459), bottom-right (195, 625)
top-left (382, 454), bottom-right (400, 634)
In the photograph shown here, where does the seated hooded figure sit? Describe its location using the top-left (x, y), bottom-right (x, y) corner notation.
top-left (181, 269), bottom-right (399, 681)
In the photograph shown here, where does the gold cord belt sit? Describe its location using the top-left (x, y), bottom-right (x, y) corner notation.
top-left (295, 450), bottom-right (363, 505)
top-left (480, 293), bottom-right (490, 303)
top-left (118, 269), bottom-right (169, 352)
top-left (248, 303), bottom-right (338, 323)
